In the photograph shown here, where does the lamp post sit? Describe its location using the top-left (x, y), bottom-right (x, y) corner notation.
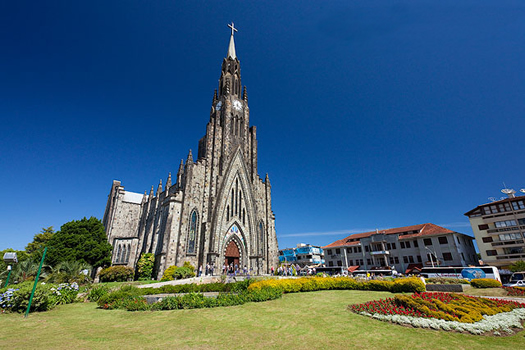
top-left (425, 247), bottom-right (438, 268)
top-left (3, 252), bottom-right (18, 288)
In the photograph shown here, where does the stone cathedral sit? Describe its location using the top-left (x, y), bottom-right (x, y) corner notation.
top-left (102, 25), bottom-right (278, 279)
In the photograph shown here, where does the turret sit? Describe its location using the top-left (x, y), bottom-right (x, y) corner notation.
top-left (166, 172), bottom-right (172, 189)
top-left (156, 179), bottom-right (162, 196)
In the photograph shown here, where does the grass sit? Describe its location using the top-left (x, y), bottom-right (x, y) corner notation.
top-left (1, 290), bottom-right (524, 349)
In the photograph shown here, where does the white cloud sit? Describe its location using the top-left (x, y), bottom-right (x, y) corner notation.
top-left (278, 228), bottom-right (378, 238)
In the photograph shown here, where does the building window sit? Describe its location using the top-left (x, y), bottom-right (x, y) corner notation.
top-left (495, 220), bottom-right (517, 228)
top-left (389, 257), bottom-right (394, 264)
top-left (504, 247), bottom-right (524, 255)
top-left (403, 256), bottom-right (408, 264)
top-left (187, 210), bottom-right (198, 254)
top-left (413, 240), bottom-right (418, 248)
top-left (328, 261), bottom-right (334, 267)
top-left (478, 224), bottom-right (489, 230)
top-left (394, 257), bottom-right (399, 264)
top-left (349, 260), bottom-right (353, 266)
top-left (438, 236), bottom-right (448, 245)
top-left (337, 260), bottom-right (342, 266)
top-left (461, 252), bottom-right (465, 260)
top-left (443, 252), bottom-right (453, 261)
top-left (499, 233), bottom-right (522, 241)
top-left (486, 250), bottom-right (497, 256)
top-left (358, 246), bottom-right (362, 253)
top-left (424, 238), bottom-right (432, 246)
top-left (391, 243), bottom-right (396, 250)
top-left (116, 245), bottom-right (122, 263)
top-left (408, 256), bottom-right (414, 263)
top-left (512, 200), bottom-right (525, 210)
top-left (367, 259), bottom-right (372, 266)
top-left (519, 219), bottom-right (525, 225)
top-left (482, 237), bottom-right (493, 243)
top-left (327, 249), bottom-right (332, 255)
top-left (417, 255), bottom-right (422, 263)
top-left (335, 248), bottom-right (341, 255)
top-left (365, 246), bottom-right (369, 252)
top-left (405, 241), bottom-right (411, 248)
top-left (400, 242), bottom-right (405, 249)
top-left (258, 222), bottom-right (265, 255)
top-left (347, 248), bottom-right (352, 253)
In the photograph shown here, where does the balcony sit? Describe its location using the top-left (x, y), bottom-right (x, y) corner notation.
top-left (491, 240), bottom-right (524, 247)
top-left (487, 225), bottom-right (525, 235)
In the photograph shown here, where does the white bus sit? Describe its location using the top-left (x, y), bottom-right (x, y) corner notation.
top-left (419, 266), bottom-right (501, 282)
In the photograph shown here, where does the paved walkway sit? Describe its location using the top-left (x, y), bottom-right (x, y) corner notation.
top-left (137, 275), bottom-right (253, 289)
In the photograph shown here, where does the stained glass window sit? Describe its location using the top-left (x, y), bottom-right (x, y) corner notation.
top-left (188, 210), bottom-right (198, 253)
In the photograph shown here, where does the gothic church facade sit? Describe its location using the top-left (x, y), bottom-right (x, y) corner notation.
top-left (102, 26), bottom-right (278, 279)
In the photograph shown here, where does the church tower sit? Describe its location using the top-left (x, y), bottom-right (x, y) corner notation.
top-left (103, 23), bottom-right (279, 278)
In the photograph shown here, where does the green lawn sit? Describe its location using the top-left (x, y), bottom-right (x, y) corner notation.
top-left (1, 290), bottom-right (524, 349)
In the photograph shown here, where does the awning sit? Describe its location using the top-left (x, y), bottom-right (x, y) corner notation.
top-left (347, 266), bottom-right (360, 272)
top-left (405, 263), bottom-right (423, 275)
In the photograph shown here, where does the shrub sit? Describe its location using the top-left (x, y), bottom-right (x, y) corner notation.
top-left (136, 253), bottom-right (155, 281)
top-left (160, 263), bottom-right (196, 281)
top-left (2, 282), bottom-right (55, 313)
top-left (97, 285), bottom-right (142, 309)
top-left (470, 278), bottom-right (502, 288)
top-left (50, 282), bottom-right (79, 305)
top-left (99, 266), bottom-right (135, 282)
top-left (87, 284), bottom-right (111, 302)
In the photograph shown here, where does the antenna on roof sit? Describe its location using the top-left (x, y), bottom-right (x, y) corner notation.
top-left (488, 197), bottom-right (498, 202)
top-left (501, 187), bottom-right (516, 199)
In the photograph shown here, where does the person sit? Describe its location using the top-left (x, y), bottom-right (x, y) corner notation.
top-left (271, 266), bottom-right (274, 275)
top-left (206, 263), bottom-right (210, 276)
top-left (198, 265), bottom-right (203, 277)
top-left (223, 263), bottom-right (227, 275)
top-left (210, 263), bottom-right (214, 276)
top-left (243, 265), bottom-right (247, 275)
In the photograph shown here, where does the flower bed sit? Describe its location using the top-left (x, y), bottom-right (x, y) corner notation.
top-left (504, 286), bottom-right (525, 297)
top-left (248, 277), bottom-right (425, 294)
top-left (0, 282), bottom-right (79, 313)
top-left (349, 292), bottom-right (525, 335)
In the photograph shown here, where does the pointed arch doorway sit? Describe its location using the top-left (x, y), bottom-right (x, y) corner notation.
top-left (224, 240), bottom-right (240, 268)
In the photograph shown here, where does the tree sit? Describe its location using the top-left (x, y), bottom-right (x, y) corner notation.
top-left (509, 260), bottom-right (525, 272)
top-left (46, 217), bottom-right (112, 270)
top-left (25, 226), bottom-right (54, 262)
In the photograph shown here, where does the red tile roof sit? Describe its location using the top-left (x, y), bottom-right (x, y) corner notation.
top-left (322, 223), bottom-right (456, 249)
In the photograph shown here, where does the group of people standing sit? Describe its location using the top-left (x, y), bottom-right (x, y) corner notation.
top-left (196, 262), bottom-right (252, 277)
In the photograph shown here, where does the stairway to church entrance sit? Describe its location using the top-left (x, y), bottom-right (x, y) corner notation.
top-left (224, 240), bottom-right (240, 268)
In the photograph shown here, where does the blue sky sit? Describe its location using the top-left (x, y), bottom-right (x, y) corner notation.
top-left (1, 1), bottom-right (524, 251)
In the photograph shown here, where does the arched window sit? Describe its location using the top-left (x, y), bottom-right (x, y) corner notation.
top-left (126, 244), bottom-right (131, 263)
top-left (227, 205), bottom-right (230, 221)
top-left (258, 222), bottom-right (265, 255)
top-left (242, 209), bottom-right (246, 225)
top-left (231, 189), bottom-right (234, 216)
top-left (116, 244), bottom-right (122, 263)
top-left (121, 245), bottom-right (127, 264)
top-left (187, 210), bottom-right (198, 254)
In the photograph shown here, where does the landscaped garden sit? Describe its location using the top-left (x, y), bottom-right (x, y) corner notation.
top-left (0, 287), bottom-right (524, 349)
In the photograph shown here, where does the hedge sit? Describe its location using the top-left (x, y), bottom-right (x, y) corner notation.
top-left (247, 277), bottom-right (426, 294)
top-left (98, 266), bottom-right (135, 282)
top-left (470, 278), bottom-right (502, 288)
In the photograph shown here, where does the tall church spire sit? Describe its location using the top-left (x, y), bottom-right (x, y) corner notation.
top-left (227, 22), bottom-right (237, 59)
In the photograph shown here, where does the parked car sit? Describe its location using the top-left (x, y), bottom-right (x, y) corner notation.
top-left (503, 280), bottom-right (525, 287)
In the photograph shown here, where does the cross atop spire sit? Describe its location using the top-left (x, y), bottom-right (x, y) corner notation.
top-left (227, 22), bottom-right (238, 59)
top-left (228, 22), bottom-right (238, 36)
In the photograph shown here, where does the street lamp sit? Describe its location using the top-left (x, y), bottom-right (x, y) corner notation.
top-left (3, 252), bottom-right (18, 287)
top-left (425, 247), bottom-right (439, 268)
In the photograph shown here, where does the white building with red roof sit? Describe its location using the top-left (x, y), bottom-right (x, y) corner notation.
top-left (322, 223), bottom-right (477, 274)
